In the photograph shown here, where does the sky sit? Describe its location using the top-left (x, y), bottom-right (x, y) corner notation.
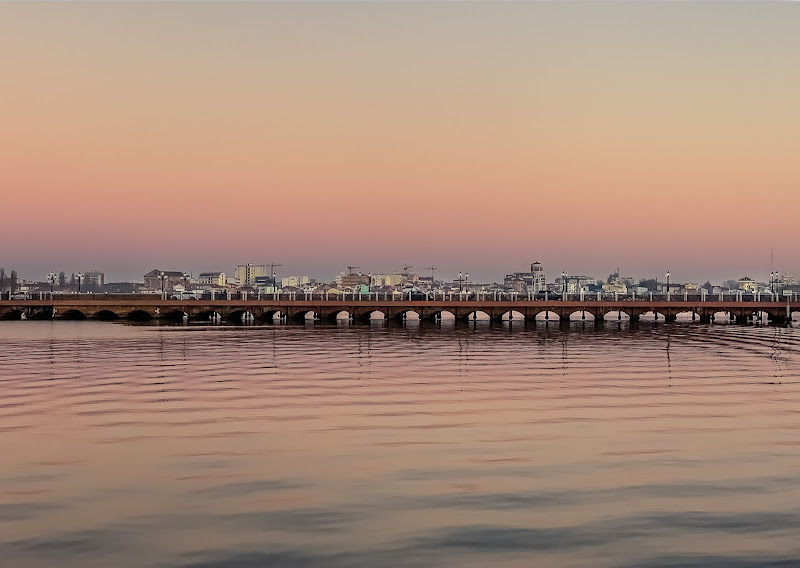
top-left (1, 2), bottom-right (798, 284)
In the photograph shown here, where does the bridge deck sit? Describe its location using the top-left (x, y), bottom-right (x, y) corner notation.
top-left (1, 296), bottom-right (798, 323)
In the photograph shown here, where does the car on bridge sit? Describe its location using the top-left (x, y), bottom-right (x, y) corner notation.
top-left (534, 290), bottom-right (562, 300)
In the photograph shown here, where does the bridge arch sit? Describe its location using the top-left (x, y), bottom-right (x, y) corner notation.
top-left (193, 310), bottom-right (222, 322)
top-left (437, 310), bottom-right (456, 321)
top-left (501, 310), bottom-right (525, 321)
top-left (61, 309), bottom-right (88, 321)
top-left (93, 310), bottom-right (120, 321)
top-left (348, 308), bottom-right (386, 322)
top-left (710, 310), bottom-right (735, 323)
top-left (602, 310), bottom-right (631, 321)
top-left (464, 310), bottom-right (489, 321)
top-left (228, 309), bottom-right (255, 323)
top-left (422, 309), bottom-right (456, 322)
top-left (260, 309), bottom-right (282, 321)
top-left (534, 310), bottom-right (560, 322)
top-left (674, 310), bottom-right (700, 322)
top-left (292, 309), bottom-right (317, 322)
top-left (162, 309), bottom-right (188, 322)
top-left (568, 309), bottom-right (596, 321)
top-left (28, 309), bottom-right (54, 320)
top-left (0, 309), bottom-right (24, 320)
top-left (127, 310), bottom-right (153, 322)
top-left (390, 309), bottom-right (421, 322)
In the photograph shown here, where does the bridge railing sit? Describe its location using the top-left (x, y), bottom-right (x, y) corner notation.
top-left (4, 290), bottom-right (797, 303)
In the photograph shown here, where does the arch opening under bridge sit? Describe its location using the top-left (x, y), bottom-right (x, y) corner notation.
top-left (674, 310), bottom-right (701, 322)
top-left (127, 310), bottom-right (153, 322)
top-left (61, 309), bottom-right (88, 321)
top-left (500, 310), bottom-right (525, 321)
top-left (603, 310), bottom-right (631, 322)
top-left (93, 310), bottom-right (119, 321)
top-left (163, 309), bottom-right (188, 322)
top-left (28, 309), bottom-right (53, 320)
top-left (569, 310), bottom-right (596, 321)
top-left (534, 310), bottom-right (560, 322)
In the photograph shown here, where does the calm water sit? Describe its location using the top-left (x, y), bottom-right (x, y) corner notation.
top-left (1, 320), bottom-right (800, 568)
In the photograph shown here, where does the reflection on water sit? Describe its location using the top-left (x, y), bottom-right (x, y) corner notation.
top-left (1, 321), bottom-right (800, 567)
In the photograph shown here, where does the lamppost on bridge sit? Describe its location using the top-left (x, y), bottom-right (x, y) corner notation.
top-left (76, 272), bottom-right (84, 294)
top-left (666, 270), bottom-right (670, 298)
top-left (458, 270), bottom-right (469, 294)
top-left (47, 272), bottom-right (57, 295)
top-left (159, 271), bottom-right (167, 298)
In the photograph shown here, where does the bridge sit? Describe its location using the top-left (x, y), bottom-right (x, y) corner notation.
top-left (1, 294), bottom-right (798, 324)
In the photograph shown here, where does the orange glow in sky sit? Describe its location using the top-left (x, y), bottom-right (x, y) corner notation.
top-left (1, 3), bottom-right (798, 282)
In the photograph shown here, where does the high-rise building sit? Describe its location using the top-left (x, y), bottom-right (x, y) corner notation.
top-left (531, 262), bottom-right (546, 292)
top-left (234, 264), bottom-right (267, 286)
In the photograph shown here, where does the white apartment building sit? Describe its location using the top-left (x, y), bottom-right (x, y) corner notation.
top-left (282, 275), bottom-right (310, 287)
top-left (198, 272), bottom-right (227, 286)
top-left (234, 264), bottom-right (267, 286)
top-left (530, 262), bottom-right (546, 293)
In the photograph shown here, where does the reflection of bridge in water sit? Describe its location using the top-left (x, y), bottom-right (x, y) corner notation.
top-left (1, 295), bottom-right (798, 324)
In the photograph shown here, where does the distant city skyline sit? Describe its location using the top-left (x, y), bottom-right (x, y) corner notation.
top-left (1, 259), bottom-right (796, 288)
top-left (1, 3), bottom-right (798, 283)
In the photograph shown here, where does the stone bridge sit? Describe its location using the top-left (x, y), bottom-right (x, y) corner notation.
top-left (1, 297), bottom-right (798, 325)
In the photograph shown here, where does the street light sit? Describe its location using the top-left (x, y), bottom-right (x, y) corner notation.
top-left (458, 271), bottom-right (463, 292)
top-left (47, 272), bottom-right (57, 294)
top-left (159, 271), bottom-right (167, 296)
top-left (666, 270), bottom-right (670, 297)
top-left (76, 272), bottom-right (84, 293)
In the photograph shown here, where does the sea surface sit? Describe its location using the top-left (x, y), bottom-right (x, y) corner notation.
top-left (1, 320), bottom-right (800, 568)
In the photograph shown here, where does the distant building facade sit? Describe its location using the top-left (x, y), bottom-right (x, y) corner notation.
top-left (83, 270), bottom-right (104, 289)
top-left (336, 272), bottom-right (371, 288)
top-left (234, 264), bottom-right (267, 286)
top-left (282, 275), bottom-right (310, 287)
top-left (198, 272), bottom-right (227, 286)
top-left (143, 269), bottom-right (187, 290)
top-left (370, 274), bottom-right (406, 287)
top-left (503, 262), bottom-right (547, 293)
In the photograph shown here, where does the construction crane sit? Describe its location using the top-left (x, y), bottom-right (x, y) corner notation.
top-left (347, 266), bottom-right (360, 274)
top-left (425, 266), bottom-right (438, 281)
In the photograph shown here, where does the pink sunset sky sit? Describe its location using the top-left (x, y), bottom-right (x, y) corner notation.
top-left (1, 2), bottom-right (798, 284)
